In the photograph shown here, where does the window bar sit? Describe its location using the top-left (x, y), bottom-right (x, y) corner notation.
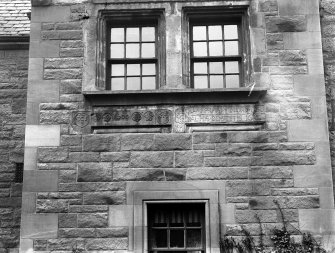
top-left (206, 26), bottom-right (210, 88)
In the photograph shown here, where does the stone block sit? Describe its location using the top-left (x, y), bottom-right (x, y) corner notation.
top-left (318, 187), bottom-right (335, 209)
top-left (109, 205), bottom-right (131, 227)
top-left (269, 66), bottom-right (307, 75)
top-left (60, 48), bottom-right (84, 57)
top-left (129, 152), bottom-right (173, 168)
top-left (251, 150), bottom-right (315, 166)
top-left (175, 151), bottom-right (203, 168)
top-left (249, 196), bottom-right (319, 209)
top-left (83, 134), bottom-right (121, 152)
top-left (36, 199), bottom-right (68, 213)
top-left (294, 165), bottom-right (333, 187)
top-left (216, 143), bottom-right (252, 156)
top-left (24, 147), bottom-right (37, 170)
top-left (267, 33), bottom-right (284, 50)
top-left (101, 152), bottom-right (130, 162)
top-left (271, 75), bottom-right (293, 90)
top-left (23, 170), bottom-right (58, 192)
top-left (59, 213), bottom-right (77, 228)
top-left (78, 163), bottom-right (113, 182)
top-left (307, 49), bottom-right (324, 74)
top-left (278, 0), bottom-right (319, 15)
top-left (44, 58), bottom-right (83, 69)
top-left (193, 132), bottom-right (227, 144)
top-left (85, 238), bottom-right (128, 250)
top-left (68, 152), bottom-right (100, 162)
top-left (78, 213), bottom-right (108, 228)
top-left (280, 102), bottom-right (311, 120)
top-left (21, 214), bottom-right (58, 239)
top-left (299, 209), bottom-right (335, 234)
top-left (279, 50), bottom-right (307, 66)
top-left (265, 16), bottom-right (307, 33)
top-left (19, 239), bottom-right (33, 253)
top-left (38, 147), bottom-right (68, 162)
top-left (307, 14), bottom-right (321, 32)
top-left (293, 74), bottom-right (325, 96)
top-left (44, 69), bottom-right (82, 80)
top-left (69, 205), bottom-right (108, 213)
top-left (235, 210), bottom-right (277, 223)
top-left (220, 204), bottom-right (235, 224)
top-left (283, 32), bottom-right (322, 49)
top-left (154, 134), bottom-right (192, 150)
top-left (228, 131), bottom-right (287, 143)
top-left (113, 168), bottom-right (165, 181)
top-left (21, 192), bottom-right (36, 214)
top-left (31, 6), bottom-right (71, 22)
top-left (83, 191), bottom-right (126, 205)
top-left (95, 228), bottom-right (128, 238)
top-left (29, 41), bottom-right (60, 58)
top-left (186, 167), bottom-right (248, 180)
top-left (259, 0), bottom-right (278, 12)
top-left (60, 79), bottom-right (82, 94)
top-left (249, 166), bottom-right (293, 179)
top-left (121, 134), bottom-right (154, 151)
top-left (287, 120), bottom-right (328, 141)
top-left (58, 228), bottom-right (95, 238)
top-left (250, 28), bottom-right (266, 54)
top-left (164, 168), bottom-right (186, 180)
top-left (59, 182), bottom-right (125, 192)
top-left (27, 80), bottom-right (60, 103)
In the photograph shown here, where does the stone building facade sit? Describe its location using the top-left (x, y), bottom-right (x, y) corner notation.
top-left (1, 0), bottom-right (335, 252)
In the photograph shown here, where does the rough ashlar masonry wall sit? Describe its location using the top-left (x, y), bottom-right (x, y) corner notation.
top-left (0, 48), bottom-right (28, 251)
top-left (20, 0), bottom-right (335, 252)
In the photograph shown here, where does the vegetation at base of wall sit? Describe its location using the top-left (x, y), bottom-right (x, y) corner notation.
top-left (220, 200), bottom-right (328, 253)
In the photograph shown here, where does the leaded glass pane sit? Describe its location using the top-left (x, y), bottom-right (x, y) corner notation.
top-left (208, 25), bottom-right (222, 40)
top-left (194, 76), bottom-right (208, 89)
top-left (152, 229), bottom-right (167, 248)
top-left (224, 25), bottom-right (238, 40)
top-left (126, 27), bottom-right (140, 42)
top-left (194, 62), bottom-right (208, 74)
top-left (209, 62), bottom-right (223, 74)
top-left (210, 75), bottom-right (224, 89)
top-left (224, 41), bottom-right (239, 56)
top-left (142, 77), bottom-right (156, 90)
top-left (142, 64), bottom-right (156, 75)
top-left (127, 64), bottom-right (140, 76)
top-left (127, 77), bottom-right (141, 90)
top-left (142, 43), bottom-right (155, 58)
top-left (126, 43), bottom-right (140, 58)
top-left (111, 64), bottom-right (124, 76)
top-left (193, 26), bottom-right (207, 41)
top-left (111, 77), bottom-right (124, 90)
top-left (111, 28), bottom-right (124, 42)
top-left (186, 229), bottom-right (202, 248)
top-left (110, 44), bottom-right (124, 58)
top-left (209, 41), bottom-right (223, 56)
top-left (226, 75), bottom-right (240, 88)
top-left (142, 27), bottom-right (155, 41)
top-left (170, 230), bottom-right (184, 248)
top-left (193, 42), bottom-right (207, 57)
top-left (225, 61), bottom-right (239, 73)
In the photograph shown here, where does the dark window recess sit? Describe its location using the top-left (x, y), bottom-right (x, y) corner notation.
top-left (15, 163), bottom-right (24, 183)
top-left (148, 203), bottom-right (205, 253)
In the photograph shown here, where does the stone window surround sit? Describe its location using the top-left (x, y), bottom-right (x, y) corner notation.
top-left (126, 181), bottom-right (225, 253)
top-left (82, 0), bottom-right (267, 105)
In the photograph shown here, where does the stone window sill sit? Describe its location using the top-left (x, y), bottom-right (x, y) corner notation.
top-left (83, 87), bottom-right (267, 106)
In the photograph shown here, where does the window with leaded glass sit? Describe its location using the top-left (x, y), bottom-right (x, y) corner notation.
top-left (148, 203), bottom-right (205, 253)
top-left (186, 10), bottom-right (248, 89)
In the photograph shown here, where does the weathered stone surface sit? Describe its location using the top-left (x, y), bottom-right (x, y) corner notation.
top-left (186, 167), bottom-right (248, 180)
top-left (259, 0), bottom-right (278, 12)
top-left (154, 134), bottom-right (192, 150)
top-left (59, 228), bottom-right (95, 238)
top-left (60, 79), bottom-right (82, 94)
top-left (249, 196), bottom-right (319, 209)
top-left (77, 163), bottom-right (113, 182)
top-left (59, 214), bottom-right (77, 228)
top-left (68, 152), bottom-right (100, 162)
top-left (129, 152), bottom-right (173, 168)
top-left (271, 75), bottom-right (293, 90)
top-left (36, 199), bottom-right (68, 213)
top-left (249, 166), bottom-right (293, 179)
top-left (266, 16), bottom-right (307, 32)
top-left (59, 182), bottom-right (125, 192)
top-left (228, 131), bottom-right (287, 143)
top-left (38, 147), bottom-right (68, 163)
top-left (44, 58), bottom-right (83, 69)
top-left (68, 205), bottom-right (108, 213)
top-left (279, 50), bottom-right (307, 65)
top-left (280, 102), bottom-right (311, 119)
top-left (101, 152), bottom-right (130, 162)
top-left (165, 169), bottom-right (186, 181)
top-left (235, 210), bottom-right (278, 223)
top-left (193, 132), bottom-right (227, 144)
top-left (83, 191), bottom-right (125, 205)
top-left (83, 134), bottom-right (120, 152)
top-left (271, 187), bottom-right (318, 196)
top-left (78, 213), bottom-right (108, 228)
top-left (44, 69), bottom-right (82, 80)
top-left (85, 238), bottom-right (128, 250)
top-left (216, 144), bottom-right (252, 156)
top-left (113, 168), bottom-right (165, 181)
top-left (121, 134), bottom-right (154, 151)
top-left (175, 151), bottom-right (203, 168)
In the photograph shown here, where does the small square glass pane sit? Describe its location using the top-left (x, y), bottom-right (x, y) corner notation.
top-left (170, 230), bottom-right (184, 248)
top-left (226, 75), bottom-right (240, 88)
top-left (208, 25), bottom-right (222, 40)
top-left (209, 42), bottom-right (223, 56)
top-left (110, 44), bottom-right (124, 58)
top-left (186, 229), bottom-right (202, 248)
top-left (225, 61), bottom-right (239, 73)
top-left (142, 64), bottom-right (156, 75)
top-left (224, 41), bottom-right (239, 56)
top-left (193, 26), bottom-right (207, 41)
top-left (142, 77), bottom-right (156, 90)
top-left (142, 27), bottom-right (155, 42)
top-left (111, 28), bottom-right (124, 42)
top-left (127, 64), bottom-right (140, 76)
top-left (194, 76), bottom-right (208, 89)
top-left (209, 62), bottom-right (223, 74)
top-left (152, 229), bottom-right (167, 248)
top-left (224, 25), bottom-right (238, 40)
top-left (193, 42), bottom-right (207, 57)
top-left (142, 43), bottom-right (155, 58)
top-left (111, 64), bottom-right (124, 76)
top-left (210, 75), bottom-right (224, 88)
top-left (126, 43), bottom-right (140, 58)
top-left (194, 62), bottom-right (208, 74)
top-left (127, 77), bottom-right (140, 90)
top-left (126, 27), bottom-right (139, 42)
top-left (111, 78), bottom-right (124, 90)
